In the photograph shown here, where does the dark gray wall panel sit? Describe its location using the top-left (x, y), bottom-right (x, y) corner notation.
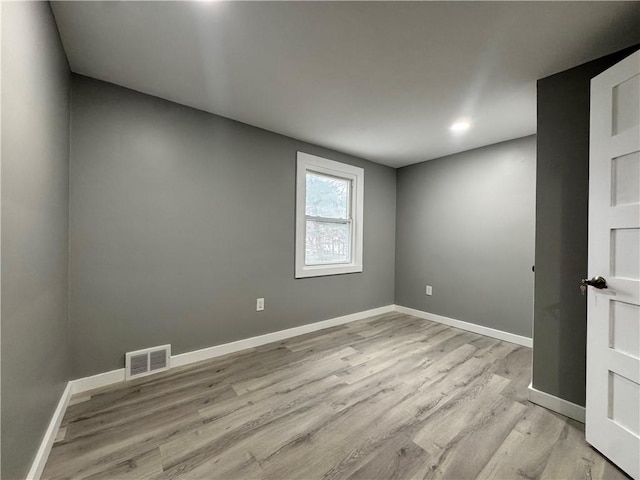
top-left (69, 76), bottom-right (396, 378)
top-left (532, 44), bottom-right (640, 407)
top-left (395, 136), bottom-right (536, 338)
top-left (1, 3), bottom-right (72, 478)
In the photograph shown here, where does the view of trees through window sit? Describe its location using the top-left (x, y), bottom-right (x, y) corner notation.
top-left (305, 172), bottom-right (351, 265)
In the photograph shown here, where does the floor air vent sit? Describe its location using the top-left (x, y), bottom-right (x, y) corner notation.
top-left (125, 345), bottom-right (171, 380)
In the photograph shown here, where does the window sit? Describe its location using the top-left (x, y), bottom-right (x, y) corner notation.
top-left (295, 152), bottom-right (364, 278)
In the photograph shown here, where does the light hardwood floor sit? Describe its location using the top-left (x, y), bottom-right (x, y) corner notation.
top-left (43, 313), bottom-right (629, 480)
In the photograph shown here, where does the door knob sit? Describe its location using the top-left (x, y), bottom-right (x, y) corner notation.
top-left (581, 276), bottom-right (608, 290)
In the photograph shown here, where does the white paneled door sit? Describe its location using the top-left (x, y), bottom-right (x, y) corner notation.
top-left (586, 50), bottom-right (640, 480)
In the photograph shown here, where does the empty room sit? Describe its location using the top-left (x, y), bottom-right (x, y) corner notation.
top-left (2, 1), bottom-right (640, 479)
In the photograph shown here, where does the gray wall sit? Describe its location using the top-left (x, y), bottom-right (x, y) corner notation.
top-left (69, 76), bottom-right (396, 378)
top-left (395, 136), bottom-right (536, 338)
top-left (532, 44), bottom-right (640, 407)
top-left (1, 3), bottom-right (71, 479)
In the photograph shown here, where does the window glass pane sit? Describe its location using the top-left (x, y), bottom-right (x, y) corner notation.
top-left (306, 172), bottom-right (350, 219)
top-left (305, 220), bottom-right (351, 265)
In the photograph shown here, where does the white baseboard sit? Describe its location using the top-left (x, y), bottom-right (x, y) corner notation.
top-left (70, 368), bottom-right (125, 394)
top-left (27, 303), bottom-right (535, 478)
top-left (70, 304), bottom-right (396, 393)
top-left (26, 382), bottom-right (73, 480)
top-left (28, 304), bottom-right (394, 478)
top-left (171, 305), bottom-right (395, 367)
top-left (528, 382), bottom-right (586, 423)
top-left (393, 305), bottom-right (533, 348)
top-left (32, 303), bottom-right (530, 478)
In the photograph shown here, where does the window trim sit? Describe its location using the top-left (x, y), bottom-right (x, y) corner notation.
top-left (295, 152), bottom-right (364, 278)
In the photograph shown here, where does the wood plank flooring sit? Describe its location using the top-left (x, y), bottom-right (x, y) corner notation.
top-left (43, 313), bottom-right (629, 480)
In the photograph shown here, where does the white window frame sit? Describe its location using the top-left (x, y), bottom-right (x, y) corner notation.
top-left (295, 152), bottom-right (364, 278)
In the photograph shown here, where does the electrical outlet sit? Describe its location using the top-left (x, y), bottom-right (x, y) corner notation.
top-left (425, 285), bottom-right (433, 296)
top-left (256, 298), bottom-right (265, 311)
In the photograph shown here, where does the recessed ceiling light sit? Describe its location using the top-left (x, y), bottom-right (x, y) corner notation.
top-left (450, 120), bottom-right (471, 133)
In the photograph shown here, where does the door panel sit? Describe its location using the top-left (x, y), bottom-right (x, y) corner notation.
top-left (610, 300), bottom-right (640, 359)
top-left (612, 152), bottom-right (640, 206)
top-left (611, 228), bottom-right (640, 280)
top-left (609, 372), bottom-right (640, 436)
top-left (612, 73), bottom-right (639, 135)
top-left (586, 50), bottom-right (640, 480)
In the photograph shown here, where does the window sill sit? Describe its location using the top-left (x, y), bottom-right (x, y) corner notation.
top-left (295, 263), bottom-right (363, 278)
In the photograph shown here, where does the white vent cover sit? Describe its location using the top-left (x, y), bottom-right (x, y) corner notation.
top-left (125, 344), bottom-right (171, 380)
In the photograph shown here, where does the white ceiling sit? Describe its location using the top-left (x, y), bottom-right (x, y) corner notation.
top-left (50, 1), bottom-right (639, 167)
